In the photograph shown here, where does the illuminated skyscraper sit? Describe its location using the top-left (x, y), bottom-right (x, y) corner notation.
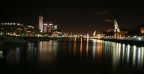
top-left (48, 23), bottom-right (53, 33)
top-left (43, 23), bottom-right (48, 33)
top-left (39, 15), bottom-right (43, 32)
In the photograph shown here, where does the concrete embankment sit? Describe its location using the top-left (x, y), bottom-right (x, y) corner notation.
top-left (100, 38), bottom-right (144, 46)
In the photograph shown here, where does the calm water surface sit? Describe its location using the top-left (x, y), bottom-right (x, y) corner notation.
top-left (0, 38), bottom-right (144, 74)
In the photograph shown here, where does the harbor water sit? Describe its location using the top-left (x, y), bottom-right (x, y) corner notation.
top-left (0, 38), bottom-right (144, 74)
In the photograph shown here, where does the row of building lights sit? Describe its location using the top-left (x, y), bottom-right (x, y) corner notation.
top-left (1, 23), bottom-right (23, 26)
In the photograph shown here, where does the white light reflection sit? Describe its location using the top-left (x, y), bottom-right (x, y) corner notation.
top-left (104, 41), bottom-right (110, 57)
top-left (132, 45), bottom-right (136, 67)
top-left (112, 42), bottom-right (121, 69)
top-left (141, 47), bottom-right (144, 67)
top-left (122, 44), bottom-right (125, 63)
top-left (104, 41), bottom-right (107, 55)
top-left (110, 42), bottom-right (113, 57)
top-left (90, 40), bottom-right (144, 69)
top-left (109, 42), bottom-right (112, 55)
top-left (112, 42), bottom-right (117, 68)
top-left (92, 39), bottom-right (96, 61)
top-left (126, 44), bottom-right (130, 64)
top-left (86, 38), bottom-right (89, 56)
top-left (118, 43), bottom-right (121, 63)
top-left (137, 47), bottom-right (141, 68)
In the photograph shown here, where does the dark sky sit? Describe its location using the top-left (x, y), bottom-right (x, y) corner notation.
top-left (0, 0), bottom-right (144, 35)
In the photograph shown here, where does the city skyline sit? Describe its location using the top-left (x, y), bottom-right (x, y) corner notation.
top-left (0, 1), bottom-right (144, 34)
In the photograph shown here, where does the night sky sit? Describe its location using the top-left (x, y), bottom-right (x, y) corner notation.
top-left (0, 0), bottom-right (144, 35)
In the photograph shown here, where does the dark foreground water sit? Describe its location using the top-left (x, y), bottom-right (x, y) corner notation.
top-left (0, 38), bottom-right (144, 74)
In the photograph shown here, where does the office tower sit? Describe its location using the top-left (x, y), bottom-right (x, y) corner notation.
top-left (39, 15), bottom-right (43, 32)
top-left (43, 23), bottom-right (48, 33)
top-left (48, 23), bottom-right (53, 33)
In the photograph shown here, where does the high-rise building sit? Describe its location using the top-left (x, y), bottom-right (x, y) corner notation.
top-left (43, 23), bottom-right (48, 33)
top-left (39, 15), bottom-right (43, 32)
top-left (48, 23), bottom-right (53, 33)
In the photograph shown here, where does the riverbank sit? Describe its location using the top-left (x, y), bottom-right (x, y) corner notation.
top-left (0, 36), bottom-right (71, 42)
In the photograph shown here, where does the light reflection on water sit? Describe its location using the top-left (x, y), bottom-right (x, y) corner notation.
top-left (1, 38), bottom-right (144, 72)
top-left (96, 40), bottom-right (102, 59)
top-left (92, 39), bottom-right (96, 60)
top-left (38, 40), bottom-right (58, 65)
top-left (80, 38), bottom-right (83, 57)
top-left (27, 42), bottom-right (36, 61)
top-left (73, 38), bottom-right (76, 55)
top-left (0, 51), bottom-right (3, 59)
top-left (86, 38), bottom-right (89, 56)
top-left (6, 47), bottom-right (20, 64)
top-left (90, 39), bottom-right (144, 69)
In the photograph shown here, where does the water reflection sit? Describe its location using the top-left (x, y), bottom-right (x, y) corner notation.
top-left (80, 39), bottom-right (144, 68)
top-left (6, 47), bottom-right (21, 64)
top-left (0, 51), bottom-right (3, 59)
top-left (1, 40), bottom-right (58, 65)
top-left (70, 38), bottom-right (144, 69)
top-left (138, 47), bottom-right (141, 68)
top-left (80, 38), bottom-right (83, 57)
top-left (122, 44), bottom-right (125, 63)
top-left (133, 45), bottom-right (136, 67)
top-left (38, 40), bottom-right (58, 65)
top-left (27, 43), bottom-right (36, 61)
top-left (91, 39), bottom-right (103, 60)
top-left (141, 47), bottom-right (144, 68)
top-left (86, 38), bottom-right (89, 56)
top-left (112, 42), bottom-right (119, 68)
top-left (1, 38), bottom-right (144, 72)
top-left (92, 39), bottom-right (96, 60)
top-left (96, 40), bottom-right (102, 58)
top-left (126, 44), bottom-right (130, 64)
top-left (103, 41), bottom-right (113, 58)
top-left (73, 38), bottom-right (76, 55)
